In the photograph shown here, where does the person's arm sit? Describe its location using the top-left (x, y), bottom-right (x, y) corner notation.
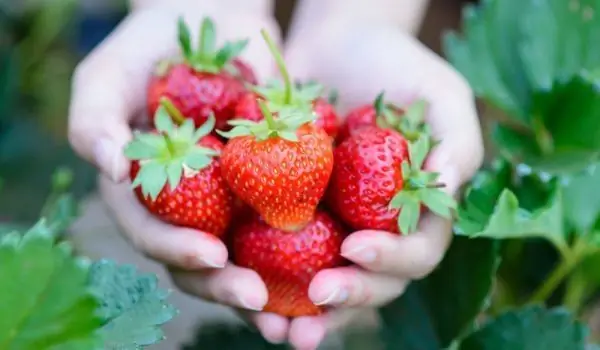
top-left (128, 0), bottom-right (274, 16)
top-left (287, 0), bottom-right (431, 39)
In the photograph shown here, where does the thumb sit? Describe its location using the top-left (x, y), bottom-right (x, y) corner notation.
top-left (68, 8), bottom-right (181, 182)
top-left (68, 63), bottom-right (136, 182)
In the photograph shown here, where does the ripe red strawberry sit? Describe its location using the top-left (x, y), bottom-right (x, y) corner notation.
top-left (147, 17), bottom-right (255, 131)
top-left (234, 92), bottom-right (339, 138)
top-left (125, 98), bottom-right (234, 237)
top-left (232, 210), bottom-right (347, 317)
top-left (219, 108), bottom-right (333, 231)
top-left (327, 126), bottom-right (456, 235)
top-left (337, 93), bottom-right (431, 144)
top-left (218, 30), bottom-right (334, 232)
top-left (231, 29), bottom-right (339, 138)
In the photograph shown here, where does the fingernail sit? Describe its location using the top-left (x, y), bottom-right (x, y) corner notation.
top-left (198, 256), bottom-right (225, 268)
top-left (93, 138), bottom-right (122, 182)
top-left (237, 294), bottom-right (265, 311)
top-left (342, 246), bottom-right (377, 264)
top-left (314, 286), bottom-right (349, 306)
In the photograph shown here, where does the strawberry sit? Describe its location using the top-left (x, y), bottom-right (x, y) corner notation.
top-left (337, 93), bottom-right (430, 144)
top-left (218, 30), bottom-right (334, 232)
top-left (234, 92), bottom-right (339, 138)
top-left (147, 17), bottom-right (255, 131)
top-left (219, 103), bottom-right (333, 232)
top-left (232, 29), bottom-right (339, 138)
top-left (232, 210), bottom-right (347, 317)
top-left (124, 98), bottom-right (234, 237)
top-left (327, 127), bottom-right (456, 235)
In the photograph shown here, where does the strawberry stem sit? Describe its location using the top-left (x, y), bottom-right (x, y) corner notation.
top-left (260, 29), bottom-right (292, 105)
top-left (160, 97), bottom-right (186, 125)
top-left (162, 133), bottom-right (176, 156)
top-left (427, 182), bottom-right (446, 189)
top-left (257, 99), bottom-right (277, 130)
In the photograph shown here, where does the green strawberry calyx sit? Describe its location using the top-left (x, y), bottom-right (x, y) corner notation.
top-left (176, 16), bottom-right (249, 76)
top-left (388, 134), bottom-right (457, 235)
top-left (124, 97), bottom-right (219, 201)
top-left (217, 99), bottom-right (316, 142)
top-left (374, 92), bottom-right (431, 143)
top-left (250, 29), bottom-right (321, 114)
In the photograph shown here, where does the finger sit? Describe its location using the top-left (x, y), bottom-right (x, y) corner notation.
top-left (287, 309), bottom-right (364, 350)
top-left (341, 212), bottom-right (454, 279)
top-left (169, 264), bottom-right (268, 311)
top-left (236, 310), bottom-right (290, 344)
top-left (68, 10), bottom-right (179, 182)
top-left (308, 266), bottom-right (408, 308)
top-left (99, 175), bottom-right (228, 269)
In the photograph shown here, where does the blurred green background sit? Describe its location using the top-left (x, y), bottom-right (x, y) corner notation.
top-left (0, 0), bottom-right (129, 222)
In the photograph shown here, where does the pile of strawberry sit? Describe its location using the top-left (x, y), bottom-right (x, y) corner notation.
top-left (124, 17), bottom-right (456, 318)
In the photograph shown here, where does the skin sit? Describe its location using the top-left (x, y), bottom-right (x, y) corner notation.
top-left (68, 0), bottom-right (484, 349)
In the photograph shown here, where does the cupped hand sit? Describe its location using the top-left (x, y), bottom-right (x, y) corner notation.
top-left (269, 22), bottom-right (486, 349)
top-left (68, 0), bottom-right (283, 333)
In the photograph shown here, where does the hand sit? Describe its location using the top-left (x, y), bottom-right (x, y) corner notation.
top-left (265, 21), bottom-right (484, 349)
top-left (68, 0), bottom-right (283, 333)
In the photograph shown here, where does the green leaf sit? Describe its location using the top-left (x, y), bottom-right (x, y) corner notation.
top-left (420, 189), bottom-right (456, 219)
top-left (154, 106), bottom-right (175, 135)
top-left (177, 17), bottom-right (193, 61)
top-left (88, 260), bottom-right (178, 349)
top-left (408, 134), bottom-right (430, 171)
top-left (533, 74), bottom-right (600, 163)
top-left (455, 158), bottom-right (567, 250)
top-left (459, 187), bottom-right (566, 251)
top-left (215, 39), bottom-right (249, 67)
top-left (444, 0), bottom-right (600, 174)
top-left (182, 323), bottom-right (290, 350)
top-left (123, 133), bottom-right (163, 160)
top-left (43, 193), bottom-right (79, 236)
top-left (379, 236), bottom-right (499, 350)
top-left (131, 161), bottom-right (168, 201)
top-left (459, 306), bottom-right (588, 350)
top-left (0, 220), bottom-right (102, 349)
top-left (444, 0), bottom-right (600, 122)
top-left (397, 195), bottom-right (420, 235)
top-left (166, 161), bottom-right (183, 191)
top-left (562, 163), bottom-right (600, 233)
top-left (198, 17), bottom-right (216, 60)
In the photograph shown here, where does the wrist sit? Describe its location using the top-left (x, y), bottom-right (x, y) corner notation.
top-left (128, 0), bottom-right (274, 17)
top-left (288, 0), bottom-right (430, 38)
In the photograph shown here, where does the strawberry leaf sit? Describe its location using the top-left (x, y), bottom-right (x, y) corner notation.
top-left (380, 236), bottom-right (499, 349)
top-left (197, 17), bottom-right (216, 60)
top-left (218, 100), bottom-right (315, 142)
top-left (444, 0), bottom-right (600, 174)
top-left (562, 163), bottom-right (600, 234)
top-left (125, 102), bottom-right (218, 201)
top-left (392, 135), bottom-right (458, 234)
top-left (176, 16), bottom-right (248, 74)
top-left (215, 40), bottom-right (249, 67)
top-left (89, 260), bottom-right (178, 349)
top-left (455, 162), bottom-right (568, 253)
top-left (0, 220), bottom-right (103, 349)
top-left (458, 306), bottom-right (588, 350)
top-left (177, 17), bottom-right (193, 62)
